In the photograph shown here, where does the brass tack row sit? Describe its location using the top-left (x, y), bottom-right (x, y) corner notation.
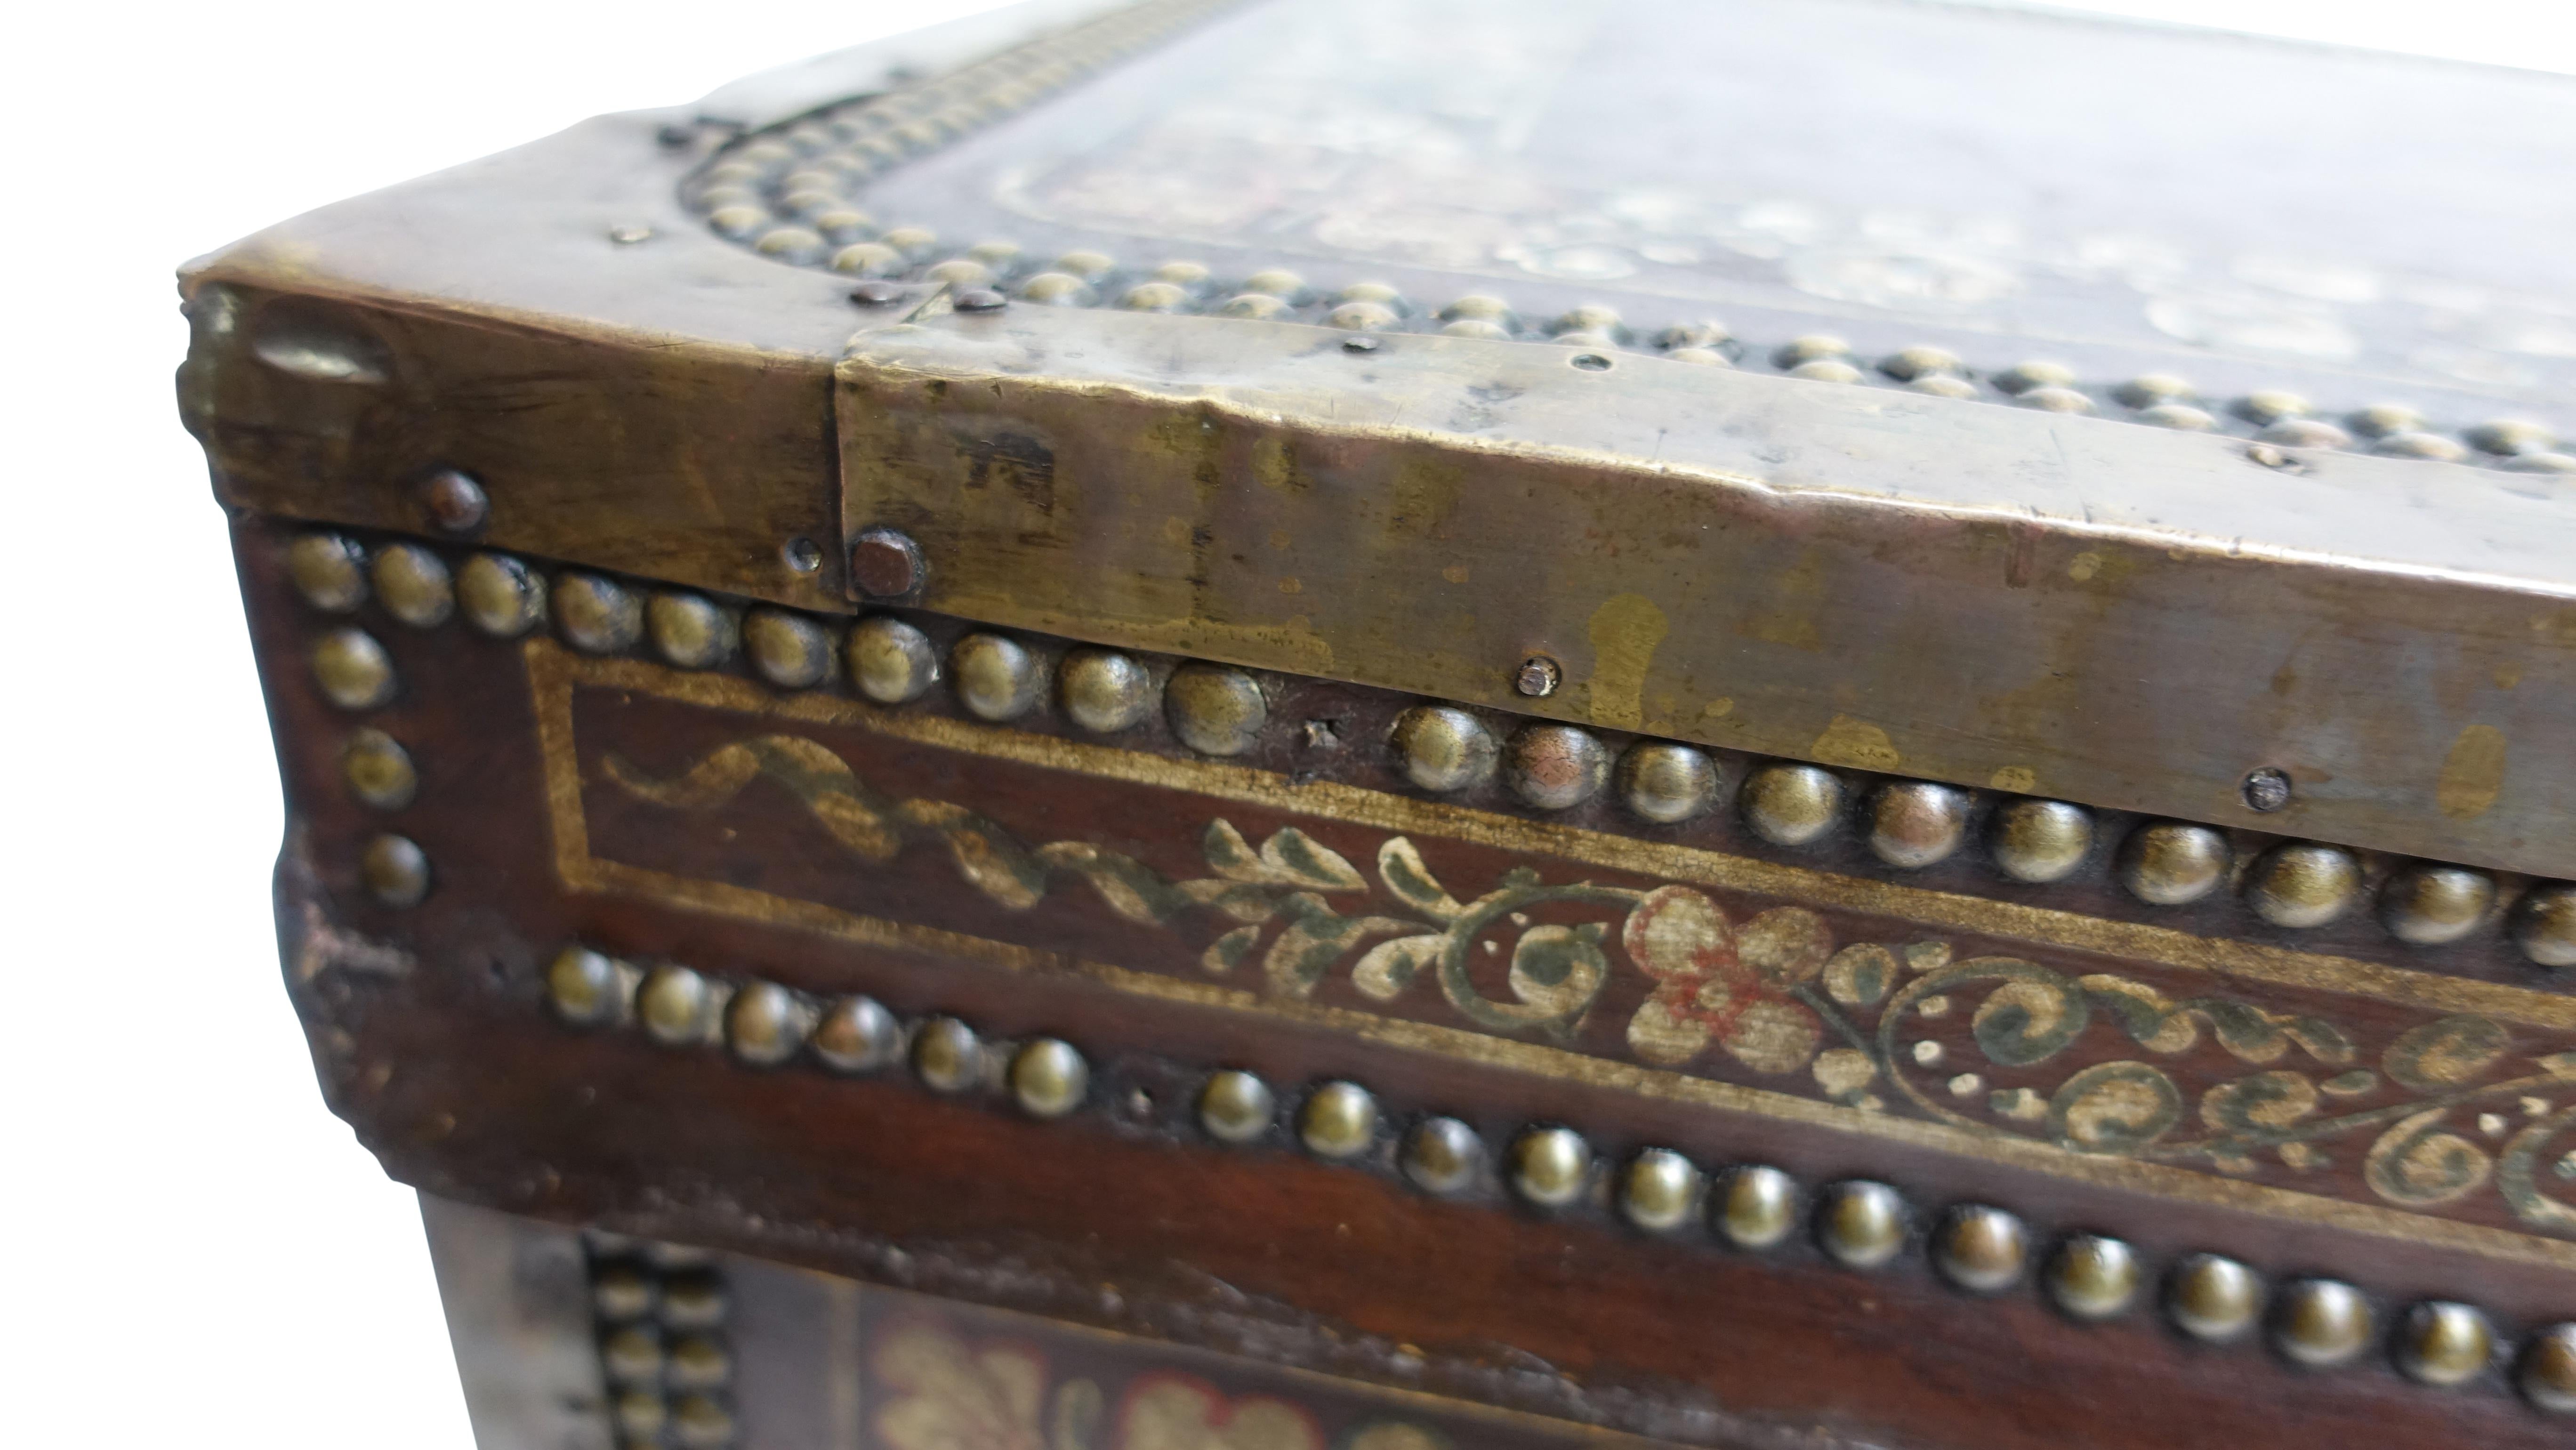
top-left (542, 943), bottom-right (2576, 1411)
top-left (581, 1231), bottom-right (738, 1450)
top-left (285, 528), bottom-right (2576, 972)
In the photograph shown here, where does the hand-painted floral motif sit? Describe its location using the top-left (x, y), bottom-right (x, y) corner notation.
top-left (874, 1321), bottom-right (1050, 1450)
top-left (1620, 886), bottom-right (1832, 1073)
top-left (1115, 1373), bottom-right (1322, 1450)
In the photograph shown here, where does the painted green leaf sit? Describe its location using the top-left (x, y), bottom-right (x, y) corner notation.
top-left (2048, 1061), bottom-right (2182, 1152)
top-left (1353, 934), bottom-right (1444, 1001)
top-left (1377, 838), bottom-right (1465, 920)
top-left (2384, 1015), bottom-right (2509, 1091)
top-left (1968, 965), bottom-right (2090, 1067)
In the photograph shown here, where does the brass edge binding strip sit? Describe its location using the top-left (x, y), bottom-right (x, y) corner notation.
top-left (584, 1232), bottom-right (740, 1449)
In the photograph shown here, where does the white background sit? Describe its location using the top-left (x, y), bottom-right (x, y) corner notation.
top-left (3, 1), bottom-right (2569, 1443)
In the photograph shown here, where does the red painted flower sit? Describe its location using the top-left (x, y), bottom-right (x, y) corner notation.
top-left (1620, 886), bottom-right (1834, 1073)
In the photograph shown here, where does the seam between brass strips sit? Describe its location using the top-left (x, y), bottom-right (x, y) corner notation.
top-left (528, 639), bottom-right (2576, 1269)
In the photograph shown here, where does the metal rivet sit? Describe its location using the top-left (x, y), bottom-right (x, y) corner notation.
top-left (671, 1394), bottom-right (734, 1450)
top-left (781, 536), bottom-right (824, 574)
top-left (341, 728), bottom-right (418, 810)
top-left (287, 532), bottom-right (368, 612)
top-left (1021, 273), bottom-right (1097, 306)
top-left (2469, 419), bottom-right (2558, 456)
top-left (848, 280), bottom-right (904, 306)
top-left (849, 526), bottom-right (926, 598)
top-left (1513, 654), bottom-right (1562, 697)
top-left (1620, 1148), bottom-right (1701, 1232)
top-left (601, 1324), bottom-right (661, 1384)
top-left (953, 286), bottom-right (1008, 312)
top-left (1341, 334), bottom-right (1380, 354)
top-left (370, 543), bottom-right (454, 628)
top-left (1198, 1069), bottom-right (1276, 1144)
top-left (1740, 763), bottom-right (1846, 846)
top-left (666, 1334), bottom-right (730, 1392)
top-left (743, 608), bottom-right (834, 689)
top-left (845, 616), bottom-right (940, 704)
top-left (608, 224), bottom-right (654, 246)
top-left (724, 981), bottom-right (812, 1067)
top-left (1817, 1180), bottom-right (1908, 1269)
top-left (1988, 798), bottom-right (2093, 883)
top-left (2117, 821), bottom-right (2230, 905)
top-left (1570, 353), bottom-right (1614, 372)
top-left (2398, 1301), bottom-right (2495, 1387)
top-left (2272, 1278), bottom-right (2375, 1369)
top-left (2114, 373), bottom-right (2195, 408)
top-left (2513, 884), bottom-right (2576, 969)
top-left (421, 468), bottom-right (489, 535)
top-left (952, 633), bottom-right (1046, 721)
top-left (594, 1264), bottom-right (656, 1321)
top-left (1617, 742), bottom-right (1720, 824)
top-left (1166, 663), bottom-right (1268, 756)
top-left (458, 554), bottom-right (544, 638)
top-left (1123, 282), bottom-right (1191, 313)
top-left (2140, 403), bottom-right (2216, 431)
top-left (810, 995), bottom-right (901, 1073)
top-left (2046, 1233), bottom-right (2141, 1321)
top-left (2245, 842), bottom-right (2362, 929)
top-left (1402, 1116), bottom-right (1485, 1195)
top-left (1772, 334), bottom-right (1850, 368)
top-left (1867, 781), bottom-right (1972, 868)
top-left (2375, 430), bottom-right (2469, 462)
top-left (2018, 386), bottom-right (2095, 415)
top-left (313, 628), bottom-right (396, 710)
top-left (1787, 357), bottom-right (1861, 384)
top-left (911, 1015), bottom-right (984, 1093)
top-left (2167, 1252), bottom-right (2264, 1342)
top-left (1329, 300), bottom-right (1401, 331)
top-left (1505, 725), bottom-right (1610, 811)
top-left (1509, 1126), bottom-right (1593, 1208)
top-left (1391, 706), bottom-right (1497, 792)
top-left (555, 572), bottom-right (643, 654)
top-left (2500, 450), bottom-right (2576, 474)
top-left (638, 965), bottom-right (719, 1047)
top-left (1712, 1164), bottom-right (1799, 1249)
top-left (1059, 649), bottom-right (1156, 733)
top-left (2520, 1323), bottom-right (2576, 1412)
top-left (1934, 1204), bottom-right (2029, 1294)
top-left (1009, 1038), bottom-right (1089, 1118)
top-left (359, 832), bottom-right (429, 907)
top-left (1908, 373), bottom-right (1977, 398)
top-left (1879, 346), bottom-right (1963, 381)
top-left (1298, 1080), bottom-right (1378, 1159)
top-left (659, 1273), bottom-right (726, 1329)
top-left (2346, 403), bottom-right (2424, 438)
top-left (2241, 766), bottom-right (2293, 813)
top-left (1996, 360), bottom-right (2076, 395)
top-left (2236, 389), bottom-right (2311, 425)
top-left (648, 593), bottom-right (736, 669)
top-left (2377, 863), bottom-right (2496, 946)
top-left (547, 946), bottom-right (627, 1027)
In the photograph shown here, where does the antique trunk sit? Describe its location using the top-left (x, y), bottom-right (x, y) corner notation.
top-left (181, 1), bottom-right (2576, 1446)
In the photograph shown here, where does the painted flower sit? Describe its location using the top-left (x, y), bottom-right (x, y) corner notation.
top-left (1116, 1373), bottom-right (1322, 1450)
top-left (873, 1321), bottom-right (1050, 1450)
top-left (1621, 886), bottom-right (1834, 1073)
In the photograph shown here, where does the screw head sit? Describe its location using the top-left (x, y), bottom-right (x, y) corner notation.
top-left (2242, 766), bottom-right (2293, 813)
top-left (420, 468), bottom-right (489, 534)
top-left (656, 122), bottom-right (697, 148)
top-left (850, 526), bottom-right (925, 598)
top-left (1342, 335), bottom-right (1381, 353)
top-left (1513, 654), bottom-right (1562, 698)
top-left (953, 287), bottom-right (1008, 312)
top-left (849, 281), bottom-right (904, 306)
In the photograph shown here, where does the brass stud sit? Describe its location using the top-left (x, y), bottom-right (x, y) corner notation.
top-left (1867, 781), bottom-right (1971, 868)
top-left (1504, 725), bottom-right (1610, 811)
top-left (369, 543), bottom-right (454, 628)
top-left (1902, 373), bottom-right (1973, 398)
top-left (1657, 321), bottom-right (1730, 350)
top-left (360, 833), bottom-right (430, 908)
top-left (638, 965), bottom-right (720, 1047)
top-left (744, 608), bottom-right (834, 689)
top-left (2260, 417), bottom-right (2351, 449)
top-left (1996, 360), bottom-right (2076, 395)
top-left (458, 553), bottom-right (544, 637)
top-left (2139, 403), bottom-right (2216, 431)
top-left (725, 981), bottom-right (812, 1067)
top-left (1712, 1164), bottom-right (1799, 1250)
top-left (2520, 1323), bottom-right (2576, 1413)
top-left (1787, 358), bottom-right (1863, 384)
top-left (1878, 345), bottom-right (1962, 381)
top-left (951, 632), bottom-right (1045, 721)
top-left (1620, 1148), bottom-right (1701, 1232)
top-left (313, 628), bottom-right (396, 710)
top-left (1166, 663), bottom-right (1267, 756)
top-left (1198, 1069), bottom-right (1275, 1144)
top-left (601, 1324), bottom-right (662, 1385)
top-left (2117, 821), bottom-right (2230, 905)
top-left (1402, 1116), bottom-right (1485, 1195)
top-left (1552, 304), bottom-right (1624, 339)
top-left (1009, 1038), bottom-right (1089, 1119)
top-left (880, 226), bottom-right (939, 258)
top-left (2375, 431), bottom-right (2469, 462)
top-left (1772, 334), bottom-right (1850, 368)
top-left (2046, 1233), bottom-right (2141, 1321)
top-left (547, 946), bottom-right (628, 1027)
top-left (810, 995), bottom-right (901, 1073)
top-left (757, 226), bottom-right (829, 265)
top-left (421, 469), bottom-right (490, 535)
top-left (1509, 1126), bottom-right (1593, 1208)
top-left (1441, 294), bottom-right (1513, 323)
top-left (2245, 842), bottom-right (2362, 929)
top-left (2018, 386), bottom-right (2095, 415)
top-left (832, 242), bottom-right (903, 276)
top-left (594, 1263), bottom-right (656, 1321)
top-left (341, 728), bottom-right (418, 810)
top-left (666, 1334), bottom-right (731, 1392)
top-left (1220, 293), bottom-right (1294, 320)
top-left (1298, 1080), bottom-right (1378, 1160)
top-left (922, 257), bottom-right (993, 287)
top-left (2469, 419), bottom-right (2557, 456)
top-left (1154, 261), bottom-right (1213, 288)
top-left (1059, 649), bottom-right (1156, 733)
top-left (2346, 403), bottom-right (2424, 438)
top-left (1987, 798), bottom-right (2093, 883)
top-left (1241, 268), bottom-right (1305, 299)
top-left (2513, 885), bottom-right (2576, 969)
top-left (648, 593), bottom-right (736, 669)
top-left (1327, 300), bottom-right (1400, 331)
top-left (1934, 1204), bottom-right (2029, 1294)
top-left (2376, 863), bottom-right (2495, 946)
top-left (555, 572), bottom-right (643, 654)
top-left (1019, 272), bottom-right (1095, 306)
top-left (1740, 763), bottom-right (1846, 846)
top-left (1816, 1180), bottom-right (1908, 1269)
top-left (287, 532), bottom-right (368, 612)
top-left (2273, 1278), bottom-right (2375, 1369)
top-left (2500, 450), bottom-right (2576, 474)
top-left (671, 1394), bottom-right (734, 1450)
top-left (2114, 374), bottom-right (2194, 408)
top-left (1617, 742), bottom-right (1720, 824)
top-left (1442, 318), bottom-right (1513, 340)
top-left (1391, 706), bottom-right (1497, 793)
top-left (2397, 1301), bottom-right (2495, 1387)
top-left (1119, 281), bottom-right (1190, 313)
top-left (2167, 1252), bottom-right (2264, 1342)
top-left (1667, 345), bottom-right (1731, 366)
top-left (2235, 389), bottom-right (2311, 425)
top-left (845, 616), bottom-right (940, 704)
top-left (911, 1015), bottom-right (984, 1093)
top-left (613, 1390), bottom-right (666, 1443)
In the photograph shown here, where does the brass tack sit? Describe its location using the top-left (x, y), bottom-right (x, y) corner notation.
top-left (2235, 389), bottom-right (2311, 425)
top-left (1996, 359), bottom-right (2076, 395)
top-left (360, 833), bottom-right (430, 908)
top-left (1219, 293), bottom-right (1295, 320)
top-left (1298, 1080), bottom-right (1378, 1160)
top-left (1020, 272), bottom-right (1096, 306)
top-left (2018, 386), bottom-right (2095, 415)
top-left (1120, 281), bottom-right (1190, 313)
top-left (1328, 300), bottom-right (1401, 331)
top-left (288, 532), bottom-right (369, 613)
top-left (648, 593), bottom-right (736, 669)
top-left (1059, 649), bottom-right (1156, 733)
top-left (2520, 1323), bottom-right (2576, 1413)
top-left (2241, 765), bottom-right (2293, 812)
top-left (743, 608), bottom-right (834, 689)
top-left (1617, 742), bottom-right (1720, 824)
top-left (341, 728), bottom-right (418, 810)
top-left (2260, 417), bottom-right (2351, 449)
top-left (2378, 863), bottom-right (2496, 945)
top-left (1509, 1126), bottom-right (1593, 1208)
top-left (2346, 402), bottom-right (2424, 438)
top-left (1740, 763), bottom-right (1846, 846)
top-left (370, 543), bottom-right (454, 628)
top-left (1402, 1116), bottom-right (1485, 1195)
top-left (911, 1015), bottom-right (984, 1093)
top-left (2397, 1300), bottom-right (2495, 1387)
top-left (1553, 304), bottom-right (1624, 339)
top-left (1620, 1148), bottom-right (1702, 1232)
top-left (2139, 403), bottom-right (2216, 431)
top-left (845, 616), bottom-right (940, 703)
top-left (420, 468), bottom-right (490, 535)
top-left (1504, 725), bottom-right (1610, 811)
top-left (2114, 373), bottom-right (2194, 408)
top-left (1867, 781), bottom-right (1972, 868)
top-left (1934, 1204), bottom-right (2029, 1294)
top-left (658, 1272), bottom-right (726, 1329)
top-left (1009, 1037), bottom-right (1090, 1119)
top-left (614, 1392), bottom-right (665, 1442)
top-left (1712, 1164), bottom-right (1799, 1249)
top-left (547, 946), bottom-right (629, 1028)
top-left (810, 995), bottom-right (901, 1073)
top-left (670, 1394), bottom-right (734, 1450)
top-left (952, 632), bottom-right (1045, 721)
top-left (2046, 1233), bottom-right (2141, 1321)
top-left (313, 628), bottom-right (396, 710)
top-left (2272, 1278), bottom-right (2375, 1369)
top-left (1787, 358), bottom-right (1862, 384)
top-left (1878, 345), bottom-right (1962, 381)
top-left (1242, 268), bottom-right (1306, 299)
top-left (2245, 842), bottom-right (2362, 929)
top-left (1772, 334), bottom-right (1850, 368)
top-left (458, 553), bottom-right (544, 637)
top-left (593, 1263), bottom-right (656, 1321)
top-left (1198, 1069), bottom-right (1276, 1144)
top-left (2469, 419), bottom-right (2557, 456)
top-left (724, 981), bottom-right (812, 1067)
top-left (1391, 706), bottom-right (1497, 793)
top-left (2499, 450), bottom-right (2576, 474)
top-left (1165, 663), bottom-right (1268, 756)
top-left (1513, 654), bottom-right (1562, 698)
top-left (2375, 431), bottom-right (2468, 462)
top-left (638, 965), bottom-right (720, 1047)
top-left (2513, 884), bottom-right (2576, 969)
top-left (555, 572), bottom-right (643, 654)
top-left (1817, 1180), bottom-right (1908, 1269)
top-left (600, 1324), bottom-right (662, 1385)
top-left (2167, 1252), bottom-right (2264, 1342)
top-left (665, 1334), bottom-right (731, 1392)
top-left (2117, 821), bottom-right (2230, 906)
top-left (1988, 798), bottom-right (2093, 883)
